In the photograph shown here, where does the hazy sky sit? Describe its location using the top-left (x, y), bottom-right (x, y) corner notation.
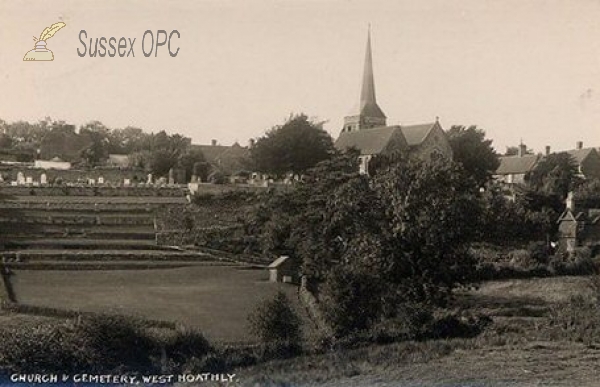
top-left (1, 0), bottom-right (600, 153)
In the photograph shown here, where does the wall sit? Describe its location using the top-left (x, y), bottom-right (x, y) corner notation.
top-left (0, 185), bottom-right (186, 197)
top-left (0, 166), bottom-right (146, 184)
top-left (188, 182), bottom-right (273, 196)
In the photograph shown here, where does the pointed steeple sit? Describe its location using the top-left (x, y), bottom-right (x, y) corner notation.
top-left (360, 27), bottom-right (378, 109)
top-left (342, 26), bottom-right (387, 133)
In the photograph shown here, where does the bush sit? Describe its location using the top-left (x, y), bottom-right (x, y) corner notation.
top-left (508, 249), bottom-right (536, 270)
top-left (549, 294), bottom-right (600, 344)
top-left (70, 314), bottom-right (158, 373)
top-left (247, 291), bottom-right (302, 358)
top-left (319, 268), bottom-right (386, 338)
top-left (0, 315), bottom-right (161, 374)
top-left (0, 322), bottom-right (82, 374)
top-left (549, 248), bottom-right (597, 275)
top-left (208, 171), bottom-right (227, 185)
top-left (527, 241), bottom-right (551, 265)
top-left (427, 312), bottom-right (492, 340)
top-left (163, 327), bottom-right (213, 373)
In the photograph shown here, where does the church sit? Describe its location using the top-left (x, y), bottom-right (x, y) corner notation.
top-left (335, 30), bottom-right (453, 174)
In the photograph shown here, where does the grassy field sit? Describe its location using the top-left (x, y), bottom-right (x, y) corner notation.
top-left (8, 270), bottom-right (600, 386)
top-left (234, 276), bottom-right (600, 387)
top-left (9, 266), bottom-right (302, 343)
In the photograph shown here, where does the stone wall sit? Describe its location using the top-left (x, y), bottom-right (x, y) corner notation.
top-left (0, 185), bottom-right (186, 197)
top-left (0, 166), bottom-right (146, 184)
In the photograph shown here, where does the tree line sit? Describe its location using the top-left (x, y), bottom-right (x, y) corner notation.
top-left (0, 118), bottom-right (206, 181)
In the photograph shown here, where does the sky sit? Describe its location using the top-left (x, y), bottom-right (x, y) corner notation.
top-left (1, 0), bottom-right (600, 154)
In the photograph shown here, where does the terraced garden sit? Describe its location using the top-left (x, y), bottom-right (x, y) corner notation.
top-left (0, 192), bottom-right (217, 267)
top-left (0, 186), bottom-right (313, 346)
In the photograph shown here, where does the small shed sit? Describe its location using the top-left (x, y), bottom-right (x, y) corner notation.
top-left (268, 255), bottom-right (297, 283)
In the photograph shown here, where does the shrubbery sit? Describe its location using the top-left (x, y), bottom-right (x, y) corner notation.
top-left (0, 315), bottom-right (216, 374)
top-left (319, 268), bottom-right (385, 337)
top-left (247, 292), bottom-right (302, 359)
top-left (472, 243), bottom-right (598, 280)
top-left (549, 293), bottom-right (600, 345)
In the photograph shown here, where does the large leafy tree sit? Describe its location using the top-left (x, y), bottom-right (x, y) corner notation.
top-left (79, 121), bottom-right (111, 166)
top-left (527, 152), bottom-right (581, 199)
top-left (447, 125), bottom-right (499, 188)
top-left (250, 114), bottom-right (335, 178)
top-left (250, 150), bottom-right (481, 315)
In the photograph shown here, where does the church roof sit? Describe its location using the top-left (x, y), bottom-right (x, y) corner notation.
top-left (401, 123), bottom-right (437, 146)
top-left (335, 126), bottom-right (400, 155)
top-left (496, 154), bottom-right (541, 175)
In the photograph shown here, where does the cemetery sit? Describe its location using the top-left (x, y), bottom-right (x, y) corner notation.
top-left (0, 166), bottom-right (296, 342)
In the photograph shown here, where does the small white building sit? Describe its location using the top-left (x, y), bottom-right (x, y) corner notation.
top-left (34, 157), bottom-right (71, 170)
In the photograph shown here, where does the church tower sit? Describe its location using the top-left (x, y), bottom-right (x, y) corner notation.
top-left (342, 28), bottom-right (387, 133)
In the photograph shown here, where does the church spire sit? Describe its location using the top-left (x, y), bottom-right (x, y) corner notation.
top-left (342, 26), bottom-right (387, 133)
top-left (360, 26), bottom-right (377, 109)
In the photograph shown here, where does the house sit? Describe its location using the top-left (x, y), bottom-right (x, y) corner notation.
top-left (557, 193), bottom-right (600, 252)
top-left (565, 142), bottom-right (600, 180)
top-left (190, 140), bottom-right (250, 177)
top-left (334, 29), bottom-right (452, 174)
top-left (494, 145), bottom-right (541, 185)
top-left (494, 141), bottom-right (600, 186)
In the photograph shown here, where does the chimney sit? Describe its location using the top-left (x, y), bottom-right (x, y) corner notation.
top-left (576, 141), bottom-right (583, 150)
top-left (211, 139), bottom-right (217, 146)
top-left (518, 144), bottom-right (527, 157)
top-left (545, 146), bottom-right (551, 156)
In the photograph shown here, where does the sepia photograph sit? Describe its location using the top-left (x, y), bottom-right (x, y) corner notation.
top-left (1, 0), bottom-right (600, 386)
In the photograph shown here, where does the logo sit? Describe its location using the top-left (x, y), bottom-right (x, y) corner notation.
top-left (23, 22), bottom-right (66, 61)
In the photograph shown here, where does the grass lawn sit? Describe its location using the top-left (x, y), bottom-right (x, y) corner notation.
top-left (9, 266), bottom-right (301, 343)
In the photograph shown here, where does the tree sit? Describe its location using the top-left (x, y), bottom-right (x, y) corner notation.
top-left (505, 144), bottom-right (533, 156)
top-left (250, 114), bottom-right (335, 178)
top-left (249, 150), bottom-right (481, 324)
top-left (247, 291), bottom-right (302, 353)
top-left (79, 121), bottom-right (110, 166)
top-left (39, 122), bottom-right (87, 161)
top-left (527, 152), bottom-right (581, 199)
top-left (107, 126), bottom-right (148, 154)
top-left (177, 149), bottom-right (207, 182)
top-left (447, 125), bottom-right (499, 188)
top-left (368, 155), bottom-right (481, 306)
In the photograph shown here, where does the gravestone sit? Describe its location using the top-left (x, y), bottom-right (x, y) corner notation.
top-left (17, 172), bottom-right (25, 185)
top-left (98, 176), bottom-right (105, 184)
top-left (168, 168), bottom-right (175, 185)
top-left (26, 176), bottom-right (33, 185)
top-left (124, 178), bottom-right (131, 186)
top-left (191, 162), bottom-right (201, 183)
top-left (40, 173), bottom-right (47, 185)
top-left (147, 173), bottom-right (153, 184)
top-left (175, 168), bottom-right (186, 184)
top-left (88, 178), bottom-right (95, 185)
